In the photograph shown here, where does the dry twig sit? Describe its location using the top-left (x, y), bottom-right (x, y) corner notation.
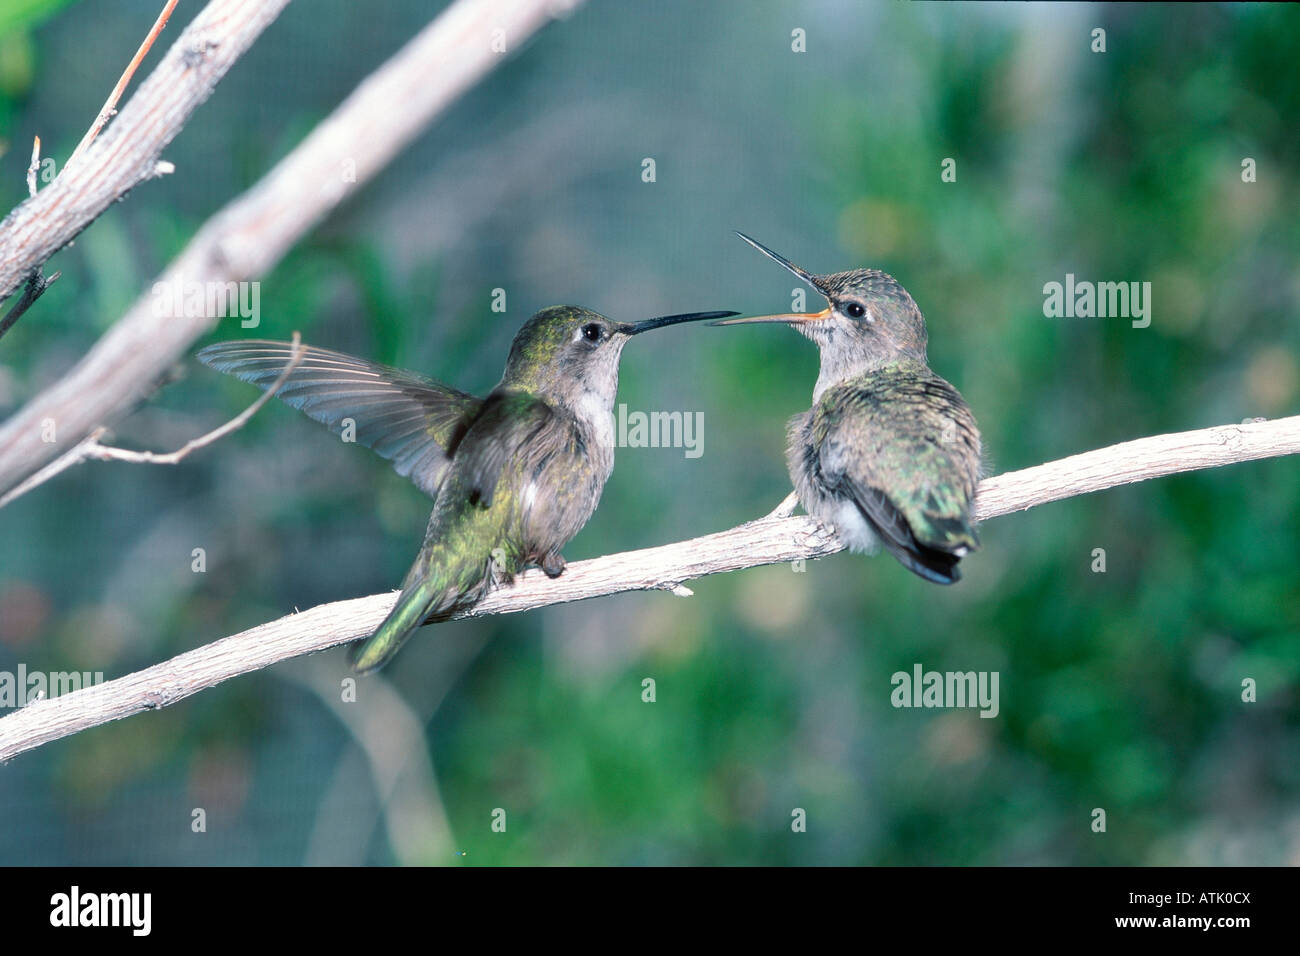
top-left (0, 138), bottom-right (62, 342)
top-left (0, 333), bottom-right (303, 506)
top-left (64, 0), bottom-right (181, 173)
top-left (0, 0), bottom-right (291, 304)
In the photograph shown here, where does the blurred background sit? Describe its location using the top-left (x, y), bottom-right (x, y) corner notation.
top-left (0, 0), bottom-right (1297, 865)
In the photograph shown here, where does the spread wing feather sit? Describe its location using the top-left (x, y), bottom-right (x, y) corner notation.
top-left (197, 339), bottom-right (483, 498)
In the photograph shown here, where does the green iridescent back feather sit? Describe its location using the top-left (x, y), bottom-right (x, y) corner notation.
top-left (808, 360), bottom-right (981, 574)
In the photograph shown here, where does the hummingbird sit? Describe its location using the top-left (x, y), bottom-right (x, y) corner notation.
top-left (717, 233), bottom-right (981, 584)
top-left (198, 305), bottom-right (735, 672)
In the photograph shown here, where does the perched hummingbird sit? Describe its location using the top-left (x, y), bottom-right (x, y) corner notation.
top-left (198, 305), bottom-right (735, 671)
top-left (718, 233), bottom-right (982, 584)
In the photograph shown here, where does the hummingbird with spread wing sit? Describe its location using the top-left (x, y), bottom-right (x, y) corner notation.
top-left (717, 233), bottom-right (981, 584)
top-left (199, 305), bottom-right (734, 672)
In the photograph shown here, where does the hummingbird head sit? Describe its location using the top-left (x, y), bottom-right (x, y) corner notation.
top-left (501, 305), bottom-right (735, 414)
top-left (717, 232), bottom-right (929, 383)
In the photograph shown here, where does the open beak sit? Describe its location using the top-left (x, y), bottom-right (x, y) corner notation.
top-left (714, 231), bottom-right (833, 326)
top-left (625, 310), bottom-right (738, 335)
top-left (712, 307), bottom-right (832, 326)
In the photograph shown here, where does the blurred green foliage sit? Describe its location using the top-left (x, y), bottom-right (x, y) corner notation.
top-left (0, 1), bottom-right (1297, 865)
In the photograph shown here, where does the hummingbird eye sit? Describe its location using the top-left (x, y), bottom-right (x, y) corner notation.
top-left (580, 323), bottom-right (604, 343)
top-left (844, 302), bottom-right (867, 320)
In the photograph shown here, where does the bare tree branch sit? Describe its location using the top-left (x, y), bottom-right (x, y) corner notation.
top-left (0, 0), bottom-right (292, 304)
top-left (85, 331), bottom-right (305, 466)
top-left (1, 414), bottom-right (1296, 762)
top-left (0, 267), bottom-right (60, 342)
top-left (63, 0), bottom-right (181, 173)
top-left (0, 139), bottom-right (63, 342)
top-left (3, 0), bottom-right (180, 342)
top-left (0, 0), bottom-right (584, 503)
top-left (0, 333), bottom-right (304, 510)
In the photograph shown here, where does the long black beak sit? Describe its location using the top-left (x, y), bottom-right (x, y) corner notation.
top-left (625, 310), bottom-right (738, 335)
top-left (734, 231), bottom-right (823, 289)
top-left (713, 232), bottom-right (834, 327)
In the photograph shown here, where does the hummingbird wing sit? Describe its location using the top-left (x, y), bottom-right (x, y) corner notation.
top-left (450, 390), bottom-right (558, 508)
top-left (197, 339), bottom-right (483, 498)
top-left (812, 367), bottom-right (981, 584)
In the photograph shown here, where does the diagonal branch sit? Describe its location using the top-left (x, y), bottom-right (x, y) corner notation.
top-left (0, 0), bottom-right (292, 304)
top-left (0, 333), bottom-right (304, 508)
top-left (0, 0), bottom-right (584, 502)
top-left (0, 140), bottom-right (62, 343)
top-left (63, 0), bottom-right (181, 173)
top-left (0, 267), bottom-right (60, 342)
top-left (83, 331), bottom-right (305, 466)
top-left (0, 414), bottom-right (1296, 762)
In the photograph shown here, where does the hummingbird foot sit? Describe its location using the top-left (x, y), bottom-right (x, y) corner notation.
top-left (540, 550), bottom-right (567, 579)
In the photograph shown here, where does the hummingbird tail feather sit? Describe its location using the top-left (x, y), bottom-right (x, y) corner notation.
top-left (886, 540), bottom-right (962, 585)
top-left (349, 581), bottom-right (445, 674)
top-left (887, 515), bottom-right (978, 585)
top-left (349, 552), bottom-right (491, 673)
